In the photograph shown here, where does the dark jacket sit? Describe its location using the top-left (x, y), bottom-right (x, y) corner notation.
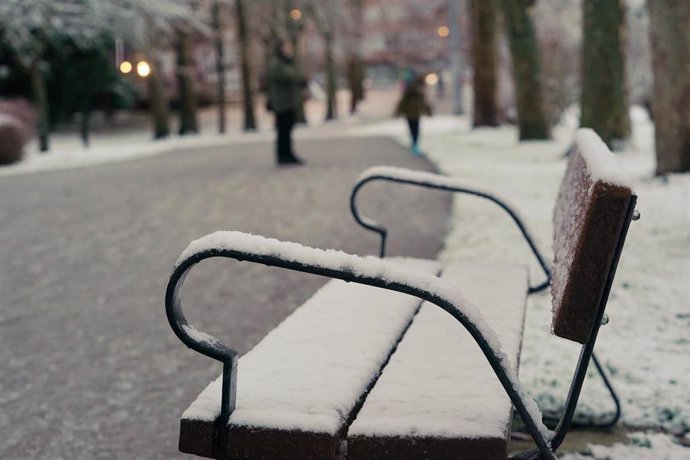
top-left (395, 84), bottom-right (431, 119)
top-left (266, 56), bottom-right (305, 114)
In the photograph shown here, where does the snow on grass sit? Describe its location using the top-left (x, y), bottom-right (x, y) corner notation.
top-left (561, 432), bottom-right (690, 460)
top-left (0, 130), bottom-right (274, 178)
top-left (422, 107), bottom-right (690, 436)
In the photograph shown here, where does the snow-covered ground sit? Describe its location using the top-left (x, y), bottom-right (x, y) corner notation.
top-left (0, 129), bottom-right (269, 177)
top-left (561, 431), bottom-right (690, 460)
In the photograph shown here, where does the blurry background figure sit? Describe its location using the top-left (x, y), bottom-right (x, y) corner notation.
top-left (346, 55), bottom-right (366, 114)
top-left (265, 38), bottom-right (307, 166)
top-left (436, 72), bottom-right (445, 99)
top-left (395, 73), bottom-right (432, 156)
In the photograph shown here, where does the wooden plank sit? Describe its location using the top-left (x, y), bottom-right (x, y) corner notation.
top-left (347, 263), bottom-right (529, 460)
top-left (179, 258), bottom-right (441, 459)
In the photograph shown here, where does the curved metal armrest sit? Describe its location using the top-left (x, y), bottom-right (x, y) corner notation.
top-left (350, 166), bottom-right (551, 293)
top-left (166, 231), bottom-right (556, 460)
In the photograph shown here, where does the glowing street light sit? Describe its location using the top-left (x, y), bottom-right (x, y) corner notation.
top-left (290, 8), bottom-right (302, 20)
top-left (119, 61), bottom-right (133, 74)
top-left (425, 73), bottom-right (439, 85)
top-left (437, 25), bottom-right (449, 38)
top-left (136, 61), bottom-right (151, 78)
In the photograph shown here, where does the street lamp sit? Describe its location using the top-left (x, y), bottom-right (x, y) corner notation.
top-left (136, 61), bottom-right (151, 78)
top-left (425, 73), bottom-right (439, 85)
top-left (290, 8), bottom-right (302, 20)
top-left (437, 25), bottom-right (449, 38)
top-left (119, 61), bottom-right (133, 74)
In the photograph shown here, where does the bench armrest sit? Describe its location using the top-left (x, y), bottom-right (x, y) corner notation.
top-left (350, 166), bottom-right (551, 293)
top-left (166, 231), bottom-right (555, 459)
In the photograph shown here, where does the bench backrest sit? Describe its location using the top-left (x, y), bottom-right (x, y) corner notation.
top-left (551, 129), bottom-right (634, 344)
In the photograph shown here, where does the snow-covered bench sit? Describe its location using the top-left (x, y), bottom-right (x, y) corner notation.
top-left (165, 129), bottom-right (638, 460)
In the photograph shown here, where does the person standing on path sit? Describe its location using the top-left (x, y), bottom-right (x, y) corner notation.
top-left (266, 39), bottom-right (307, 166)
top-left (395, 74), bottom-right (432, 156)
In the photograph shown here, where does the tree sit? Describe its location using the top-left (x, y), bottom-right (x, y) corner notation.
top-left (147, 53), bottom-right (172, 139)
top-left (0, 0), bottom-right (113, 151)
top-left (580, 0), bottom-right (630, 148)
top-left (447, 0), bottom-right (465, 115)
top-left (500, 0), bottom-right (550, 140)
top-left (211, 0), bottom-right (227, 133)
top-left (470, 0), bottom-right (500, 127)
top-left (235, 0), bottom-right (257, 131)
top-left (648, 0), bottom-right (690, 174)
top-left (176, 23), bottom-right (199, 135)
top-left (111, 0), bottom-right (201, 140)
top-left (344, 0), bottom-right (366, 114)
top-left (307, 0), bottom-right (339, 121)
top-left (57, 37), bottom-right (119, 147)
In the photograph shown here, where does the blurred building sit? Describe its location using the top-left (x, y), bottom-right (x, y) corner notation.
top-left (361, 0), bottom-right (449, 81)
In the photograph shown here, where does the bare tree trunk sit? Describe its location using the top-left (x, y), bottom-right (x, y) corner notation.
top-left (148, 56), bottom-right (171, 140)
top-left (348, 0), bottom-right (365, 114)
top-left (307, 0), bottom-right (340, 121)
top-left (212, 0), bottom-right (227, 134)
top-left (29, 60), bottom-right (50, 152)
top-left (501, 0), bottom-right (550, 140)
top-left (80, 109), bottom-right (91, 148)
top-left (649, 0), bottom-right (690, 174)
top-left (324, 32), bottom-right (338, 121)
top-left (447, 0), bottom-right (464, 115)
top-left (235, 0), bottom-right (257, 131)
top-left (176, 26), bottom-right (199, 135)
top-left (581, 0), bottom-right (630, 148)
top-left (471, 0), bottom-right (500, 127)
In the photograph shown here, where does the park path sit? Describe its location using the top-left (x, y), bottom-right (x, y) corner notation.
top-left (0, 136), bottom-right (450, 459)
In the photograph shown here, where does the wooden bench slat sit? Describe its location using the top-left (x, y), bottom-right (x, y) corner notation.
top-left (180, 258), bottom-right (441, 459)
top-left (551, 131), bottom-right (634, 344)
top-left (347, 263), bottom-right (529, 460)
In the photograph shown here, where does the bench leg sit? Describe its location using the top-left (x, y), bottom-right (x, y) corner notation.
top-left (539, 351), bottom-right (621, 430)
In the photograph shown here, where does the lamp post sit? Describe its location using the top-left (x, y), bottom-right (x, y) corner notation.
top-left (136, 61), bottom-right (151, 78)
top-left (287, 6), bottom-right (307, 123)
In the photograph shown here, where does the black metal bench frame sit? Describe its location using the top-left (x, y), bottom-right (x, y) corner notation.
top-left (349, 169), bottom-right (623, 430)
top-left (166, 170), bottom-right (637, 460)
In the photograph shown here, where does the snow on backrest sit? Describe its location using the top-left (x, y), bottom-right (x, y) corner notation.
top-left (551, 129), bottom-right (633, 344)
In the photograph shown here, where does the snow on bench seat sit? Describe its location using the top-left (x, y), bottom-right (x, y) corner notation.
top-left (179, 257), bottom-right (441, 459)
top-left (347, 262), bottom-right (529, 460)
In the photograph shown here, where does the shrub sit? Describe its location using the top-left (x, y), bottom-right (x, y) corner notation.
top-left (0, 99), bottom-right (36, 165)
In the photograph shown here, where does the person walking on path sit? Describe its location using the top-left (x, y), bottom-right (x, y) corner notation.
top-left (266, 39), bottom-right (307, 166)
top-left (395, 74), bottom-right (432, 156)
